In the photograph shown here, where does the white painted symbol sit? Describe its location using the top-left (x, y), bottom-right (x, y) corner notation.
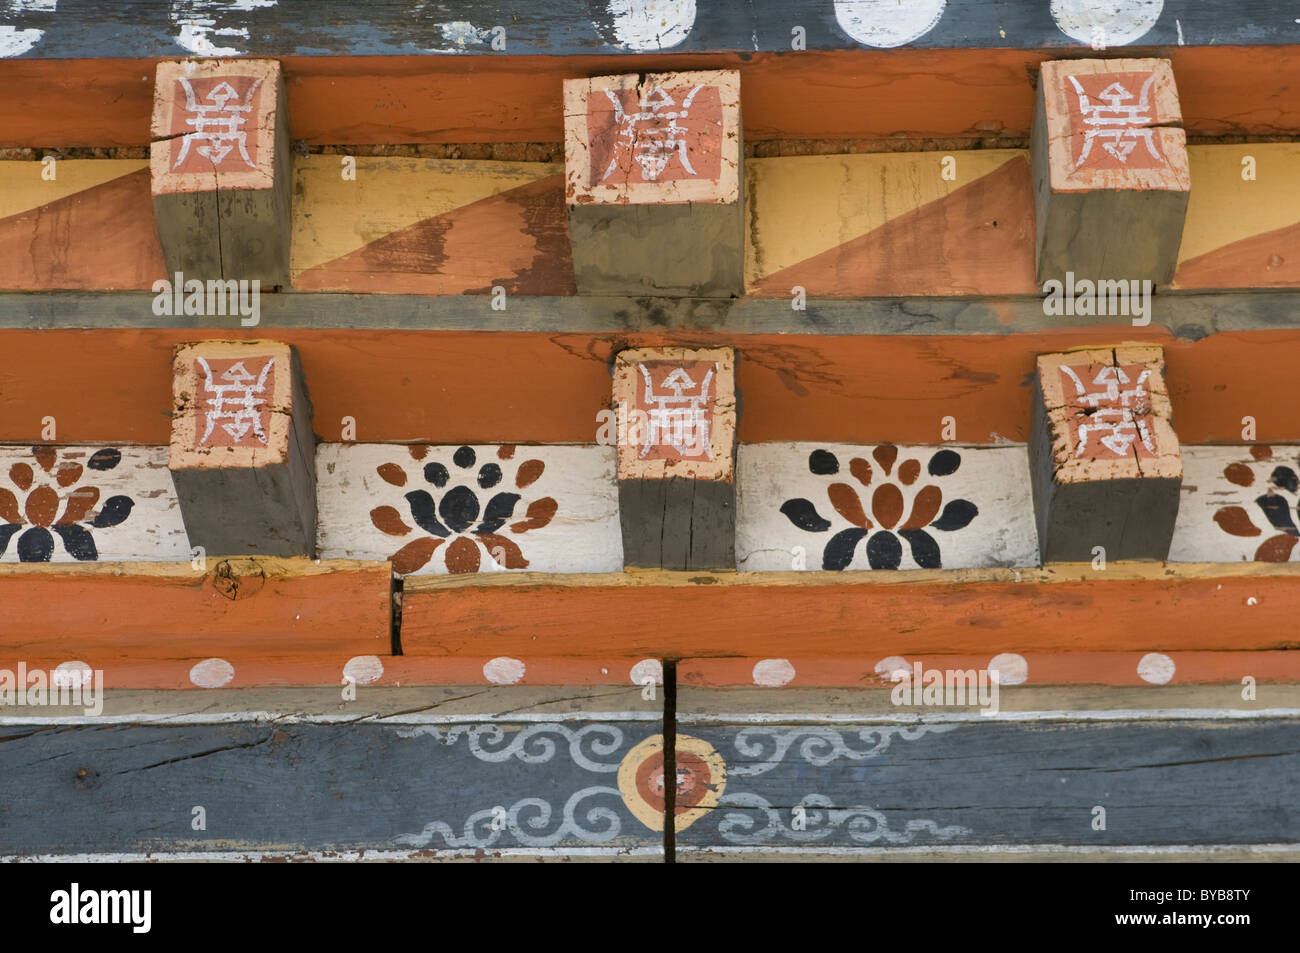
top-left (639, 364), bottom-right (713, 458)
top-left (602, 84), bottom-right (704, 182)
top-left (1061, 364), bottom-right (1156, 458)
top-left (1068, 74), bottom-right (1164, 168)
top-left (174, 76), bottom-right (263, 169)
top-left (197, 356), bottom-right (273, 445)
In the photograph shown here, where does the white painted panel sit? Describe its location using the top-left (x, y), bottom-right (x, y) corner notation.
top-left (0, 445), bottom-right (190, 563)
top-left (736, 442), bottom-right (1039, 572)
top-left (1169, 446), bottom-right (1300, 563)
top-left (316, 443), bottom-right (623, 575)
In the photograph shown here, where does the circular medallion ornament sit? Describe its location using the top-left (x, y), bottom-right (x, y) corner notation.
top-left (618, 733), bottom-right (726, 832)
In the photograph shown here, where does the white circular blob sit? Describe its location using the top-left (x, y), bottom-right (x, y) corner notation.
top-left (343, 655), bottom-right (384, 686)
top-left (1137, 652), bottom-right (1176, 685)
top-left (987, 653), bottom-right (1029, 686)
top-left (483, 656), bottom-right (526, 685)
top-left (630, 658), bottom-right (664, 686)
top-left (52, 661), bottom-right (93, 690)
top-left (752, 658), bottom-right (796, 687)
top-left (874, 655), bottom-right (911, 681)
top-left (602, 0), bottom-right (697, 51)
top-left (189, 657), bottom-right (235, 689)
top-left (833, 0), bottom-right (947, 49)
top-left (1050, 0), bottom-right (1163, 47)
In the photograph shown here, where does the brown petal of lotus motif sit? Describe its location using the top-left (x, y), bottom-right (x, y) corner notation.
top-left (827, 483), bottom-right (870, 528)
top-left (1256, 533), bottom-right (1299, 562)
top-left (55, 463), bottom-right (82, 487)
top-left (445, 536), bottom-right (482, 574)
top-left (25, 485), bottom-right (58, 528)
top-left (392, 537), bottom-right (441, 575)
top-left (1250, 445), bottom-right (1273, 461)
top-left (10, 463), bottom-right (33, 491)
top-left (371, 505), bottom-right (413, 537)
top-left (0, 488), bottom-right (22, 525)
top-left (1223, 464), bottom-right (1254, 487)
top-left (408, 445), bottom-right (429, 461)
top-left (898, 459), bottom-right (921, 486)
top-left (376, 463), bottom-right (407, 487)
top-left (1213, 506), bottom-right (1261, 538)
top-left (510, 497), bottom-right (558, 534)
top-left (33, 447), bottom-right (57, 473)
top-left (901, 484), bottom-right (942, 529)
top-left (498, 445), bottom-right (516, 460)
top-left (515, 459), bottom-right (545, 489)
top-left (848, 457), bottom-right (872, 487)
top-left (57, 486), bottom-right (100, 525)
top-left (478, 533), bottom-right (530, 569)
top-left (872, 444), bottom-right (897, 476)
top-left (871, 484), bottom-right (904, 529)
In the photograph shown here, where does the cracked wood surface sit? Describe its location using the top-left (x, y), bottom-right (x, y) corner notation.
top-left (3, 327), bottom-right (1300, 447)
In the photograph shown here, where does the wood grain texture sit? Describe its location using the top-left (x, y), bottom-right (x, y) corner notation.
top-left (736, 443), bottom-right (1038, 572)
top-left (0, 719), bottom-right (664, 855)
top-left (0, 162), bottom-right (165, 290)
top-left (0, 2), bottom-right (1293, 59)
top-left (316, 443), bottom-right (622, 576)
top-left (0, 558), bottom-right (390, 659)
top-left (0, 445), bottom-right (189, 563)
top-left (4, 44), bottom-right (1300, 149)
top-left (674, 717), bottom-right (1300, 848)
top-left (678, 652), bottom-right (1300, 687)
top-left (5, 328), bottom-right (1300, 447)
top-left (400, 563), bottom-right (1300, 658)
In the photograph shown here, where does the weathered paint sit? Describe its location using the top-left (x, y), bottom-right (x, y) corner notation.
top-left (5, 329), bottom-right (1300, 447)
top-left (315, 443), bottom-right (622, 575)
top-left (1171, 445), bottom-right (1300, 563)
top-left (400, 563), bottom-right (1300, 658)
top-left (736, 443), bottom-right (1038, 572)
top-left (0, 445), bottom-right (189, 562)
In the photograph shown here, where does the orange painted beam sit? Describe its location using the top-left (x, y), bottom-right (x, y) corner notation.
top-left (2, 47), bottom-right (1297, 149)
top-left (400, 565), bottom-right (1300, 658)
top-left (678, 653), bottom-right (1300, 688)
top-left (0, 559), bottom-right (390, 656)
top-left (2, 327), bottom-right (1299, 446)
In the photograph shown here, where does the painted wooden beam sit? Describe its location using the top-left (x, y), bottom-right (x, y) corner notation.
top-left (565, 70), bottom-right (743, 297)
top-left (0, 2), bottom-right (1292, 60)
top-left (671, 715), bottom-right (1300, 848)
top-left (0, 558), bottom-right (391, 688)
top-left (678, 652), bottom-right (1300, 688)
top-left (150, 59), bottom-right (292, 286)
top-left (1032, 58), bottom-right (1189, 286)
top-left (6, 290), bottom-right (1300, 335)
top-left (0, 714), bottom-right (665, 856)
top-left (614, 347), bottom-right (736, 570)
top-left (1030, 345), bottom-right (1181, 562)
top-left (3, 327), bottom-right (1300, 448)
top-left (399, 563), bottom-right (1300, 658)
top-left (5, 44), bottom-right (1300, 152)
top-left (169, 340), bottom-right (317, 557)
top-left (6, 144), bottom-right (1300, 296)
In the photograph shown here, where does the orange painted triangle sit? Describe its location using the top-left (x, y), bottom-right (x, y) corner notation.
top-left (0, 168), bottom-right (165, 290)
top-left (294, 173), bottom-right (576, 295)
top-left (750, 156), bottom-right (1038, 297)
top-left (1173, 219), bottom-right (1300, 290)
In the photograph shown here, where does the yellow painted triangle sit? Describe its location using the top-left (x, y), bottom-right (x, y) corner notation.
top-left (745, 150), bottom-right (1023, 285)
top-left (1178, 143), bottom-right (1300, 263)
top-left (292, 156), bottom-right (559, 276)
top-left (0, 159), bottom-right (148, 220)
